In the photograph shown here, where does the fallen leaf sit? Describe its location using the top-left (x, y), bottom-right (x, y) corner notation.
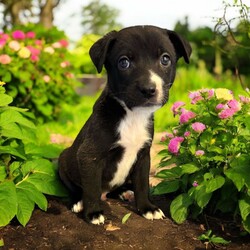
top-left (105, 223), bottom-right (121, 231)
top-left (122, 213), bottom-right (132, 224)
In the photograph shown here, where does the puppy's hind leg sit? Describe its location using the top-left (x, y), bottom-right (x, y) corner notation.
top-left (78, 156), bottom-right (105, 225)
top-left (58, 149), bottom-right (83, 212)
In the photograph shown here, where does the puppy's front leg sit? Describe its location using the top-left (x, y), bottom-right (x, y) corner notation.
top-left (132, 148), bottom-right (165, 220)
top-left (78, 157), bottom-right (105, 225)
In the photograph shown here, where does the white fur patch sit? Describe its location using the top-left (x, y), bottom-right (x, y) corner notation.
top-left (149, 70), bottom-right (164, 103)
top-left (143, 209), bottom-right (165, 220)
top-left (109, 105), bottom-right (160, 188)
top-left (72, 200), bottom-right (83, 213)
top-left (91, 214), bottom-right (105, 225)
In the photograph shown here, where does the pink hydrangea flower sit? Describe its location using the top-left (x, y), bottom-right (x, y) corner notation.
top-left (26, 31), bottom-right (36, 39)
top-left (59, 39), bottom-right (69, 48)
top-left (191, 122), bottom-right (206, 133)
top-left (0, 54), bottom-right (11, 64)
top-left (195, 150), bottom-right (205, 156)
top-left (171, 101), bottom-right (185, 115)
top-left (192, 181), bottom-right (199, 187)
top-left (184, 131), bottom-right (191, 137)
top-left (0, 38), bottom-right (7, 48)
top-left (189, 91), bottom-right (203, 104)
top-left (60, 61), bottom-right (70, 68)
top-left (239, 95), bottom-right (250, 104)
top-left (216, 103), bottom-right (226, 110)
top-left (165, 132), bottom-right (174, 139)
top-left (27, 45), bottom-right (40, 61)
top-left (218, 108), bottom-right (236, 119)
top-left (227, 99), bottom-right (241, 112)
top-left (0, 33), bottom-right (9, 40)
top-left (12, 30), bottom-right (25, 40)
top-left (179, 109), bottom-right (196, 124)
top-left (168, 137), bottom-right (184, 155)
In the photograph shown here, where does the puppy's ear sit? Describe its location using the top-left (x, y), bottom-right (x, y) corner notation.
top-left (89, 31), bottom-right (117, 73)
top-left (166, 30), bottom-right (192, 63)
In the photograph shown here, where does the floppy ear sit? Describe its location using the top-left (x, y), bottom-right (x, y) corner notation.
top-left (89, 31), bottom-right (117, 73)
top-left (166, 30), bottom-right (192, 63)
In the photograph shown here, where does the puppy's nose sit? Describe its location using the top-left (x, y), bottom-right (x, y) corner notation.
top-left (140, 85), bottom-right (156, 98)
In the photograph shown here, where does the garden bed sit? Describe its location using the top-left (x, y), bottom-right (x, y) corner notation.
top-left (1, 197), bottom-right (250, 249)
top-left (1, 137), bottom-right (250, 249)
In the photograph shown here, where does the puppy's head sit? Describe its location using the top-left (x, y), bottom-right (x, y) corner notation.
top-left (90, 25), bottom-right (192, 109)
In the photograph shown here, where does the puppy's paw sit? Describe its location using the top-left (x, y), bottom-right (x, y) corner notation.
top-left (91, 214), bottom-right (105, 225)
top-left (119, 190), bottom-right (134, 202)
top-left (71, 200), bottom-right (83, 213)
top-left (143, 208), bottom-right (165, 220)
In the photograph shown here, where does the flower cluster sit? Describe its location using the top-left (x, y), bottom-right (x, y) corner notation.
top-left (161, 88), bottom-right (249, 156)
top-left (155, 88), bottom-right (250, 231)
top-left (0, 28), bottom-right (78, 121)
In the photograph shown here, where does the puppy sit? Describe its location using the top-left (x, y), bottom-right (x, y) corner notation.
top-left (59, 25), bottom-right (191, 225)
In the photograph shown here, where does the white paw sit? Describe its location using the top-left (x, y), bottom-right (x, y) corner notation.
top-left (91, 214), bottom-right (105, 225)
top-left (119, 190), bottom-right (135, 202)
top-left (71, 200), bottom-right (83, 213)
top-left (143, 209), bottom-right (165, 220)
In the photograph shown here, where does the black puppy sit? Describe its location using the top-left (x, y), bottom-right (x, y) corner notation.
top-left (59, 25), bottom-right (191, 224)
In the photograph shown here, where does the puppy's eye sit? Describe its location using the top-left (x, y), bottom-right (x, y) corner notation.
top-left (160, 53), bottom-right (171, 66)
top-left (118, 56), bottom-right (130, 70)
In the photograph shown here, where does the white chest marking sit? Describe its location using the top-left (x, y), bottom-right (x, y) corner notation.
top-left (109, 104), bottom-right (160, 188)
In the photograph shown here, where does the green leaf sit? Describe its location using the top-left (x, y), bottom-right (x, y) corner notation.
top-left (170, 193), bottom-right (193, 224)
top-left (1, 122), bottom-right (36, 142)
top-left (16, 181), bottom-right (47, 211)
top-left (239, 195), bottom-right (250, 221)
top-left (0, 145), bottom-right (27, 160)
top-left (0, 238), bottom-right (4, 247)
top-left (26, 173), bottom-right (68, 197)
top-left (210, 236), bottom-right (230, 244)
top-left (207, 146), bottom-right (223, 154)
top-left (9, 161), bottom-right (22, 176)
top-left (0, 94), bottom-right (12, 106)
top-left (153, 180), bottom-right (180, 195)
top-left (2, 72), bottom-right (11, 82)
top-left (16, 187), bottom-right (34, 227)
top-left (180, 163), bottom-right (199, 174)
top-left (0, 165), bottom-right (7, 182)
top-left (242, 215), bottom-right (250, 234)
top-left (25, 143), bottom-right (62, 159)
top-left (0, 109), bottom-right (36, 129)
top-left (122, 213), bottom-right (131, 224)
top-left (0, 181), bottom-right (17, 227)
top-left (206, 176), bottom-right (225, 193)
top-left (225, 156), bottom-right (250, 191)
top-left (155, 167), bottom-right (182, 179)
top-left (21, 159), bottom-right (57, 176)
top-left (194, 185), bottom-right (212, 208)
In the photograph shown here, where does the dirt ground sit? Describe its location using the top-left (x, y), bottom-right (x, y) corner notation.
top-left (1, 135), bottom-right (250, 250)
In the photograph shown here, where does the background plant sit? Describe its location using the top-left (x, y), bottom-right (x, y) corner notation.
top-left (153, 88), bottom-right (250, 233)
top-left (0, 25), bottom-right (79, 122)
top-left (0, 84), bottom-right (67, 227)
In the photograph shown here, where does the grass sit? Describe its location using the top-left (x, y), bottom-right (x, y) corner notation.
top-left (40, 66), bottom-right (249, 143)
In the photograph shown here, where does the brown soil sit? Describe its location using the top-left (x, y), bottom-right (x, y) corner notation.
top-left (1, 135), bottom-right (250, 250)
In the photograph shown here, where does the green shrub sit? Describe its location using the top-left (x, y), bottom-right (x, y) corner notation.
top-left (0, 26), bottom-right (79, 122)
top-left (153, 88), bottom-right (250, 233)
top-left (154, 65), bottom-right (248, 131)
top-left (0, 84), bottom-right (67, 227)
top-left (71, 34), bottom-right (101, 74)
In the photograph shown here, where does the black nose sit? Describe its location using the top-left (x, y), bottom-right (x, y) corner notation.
top-left (140, 85), bottom-right (156, 98)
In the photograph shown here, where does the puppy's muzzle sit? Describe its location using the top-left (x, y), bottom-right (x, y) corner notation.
top-left (139, 83), bottom-right (157, 99)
